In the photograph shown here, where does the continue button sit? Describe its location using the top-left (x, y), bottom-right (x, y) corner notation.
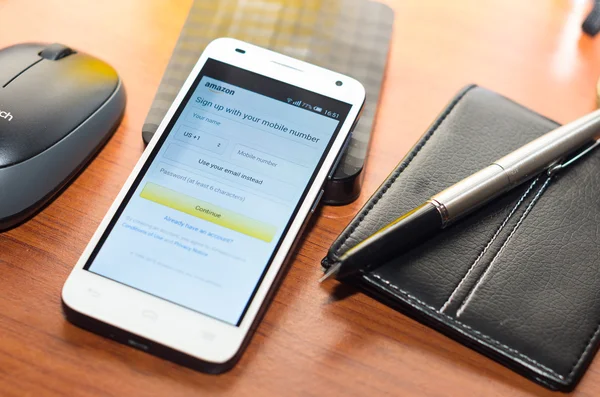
top-left (140, 183), bottom-right (276, 242)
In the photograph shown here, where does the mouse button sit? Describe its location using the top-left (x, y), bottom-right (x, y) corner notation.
top-left (43, 55), bottom-right (119, 107)
top-left (39, 43), bottom-right (75, 61)
top-left (0, 56), bottom-right (119, 168)
top-left (0, 44), bottom-right (45, 87)
top-left (0, 86), bottom-right (46, 167)
top-left (0, 81), bottom-right (69, 168)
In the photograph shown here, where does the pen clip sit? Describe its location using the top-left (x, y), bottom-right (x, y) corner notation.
top-left (547, 139), bottom-right (600, 176)
top-left (546, 162), bottom-right (563, 177)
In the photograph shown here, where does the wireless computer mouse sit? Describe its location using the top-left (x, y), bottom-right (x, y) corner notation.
top-left (0, 43), bottom-right (126, 230)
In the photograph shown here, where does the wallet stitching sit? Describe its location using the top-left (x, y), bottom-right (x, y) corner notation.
top-left (440, 177), bottom-right (540, 313)
top-left (455, 175), bottom-right (552, 317)
top-left (567, 323), bottom-right (600, 380)
top-left (329, 85), bottom-right (477, 259)
top-left (369, 168), bottom-right (598, 383)
top-left (369, 273), bottom-right (564, 380)
top-left (331, 85), bottom-right (573, 383)
top-left (344, 85), bottom-right (573, 384)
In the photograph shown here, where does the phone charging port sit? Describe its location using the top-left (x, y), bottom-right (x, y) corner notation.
top-left (128, 339), bottom-right (150, 351)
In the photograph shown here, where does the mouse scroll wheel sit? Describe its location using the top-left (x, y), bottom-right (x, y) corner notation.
top-left (39, 43), bottom-right (75, 61)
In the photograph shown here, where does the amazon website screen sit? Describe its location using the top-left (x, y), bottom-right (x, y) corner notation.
top-left (85, 59), bottom-right (352, 325)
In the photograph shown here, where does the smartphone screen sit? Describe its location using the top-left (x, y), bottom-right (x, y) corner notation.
top-left (84, 59), bottom-right (352, 325)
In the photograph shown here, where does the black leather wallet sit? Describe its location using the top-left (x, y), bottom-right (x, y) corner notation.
top-left (322, 85), bottom-right (600, 391)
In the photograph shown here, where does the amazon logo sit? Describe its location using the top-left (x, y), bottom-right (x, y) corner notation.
top-left (205, 82), bottom-right (235, 95)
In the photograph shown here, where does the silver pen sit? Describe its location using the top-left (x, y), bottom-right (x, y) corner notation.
top-left (321, 109), bottom-right (600, 282)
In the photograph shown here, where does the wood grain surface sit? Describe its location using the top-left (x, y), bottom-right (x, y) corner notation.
top-left (1, 0), bottom-right (600, 395)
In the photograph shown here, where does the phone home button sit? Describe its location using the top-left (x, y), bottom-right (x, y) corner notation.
top-left (200, 330), bottom-right (215, 341)
top-left (141, 310), bottom-right (158, 321)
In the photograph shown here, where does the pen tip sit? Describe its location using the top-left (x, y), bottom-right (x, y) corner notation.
top-left (319, 262), bottom-right (341, 283)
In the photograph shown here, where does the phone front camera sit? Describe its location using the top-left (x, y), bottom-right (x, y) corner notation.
top-left (336, 80), bottom-right (343, 86)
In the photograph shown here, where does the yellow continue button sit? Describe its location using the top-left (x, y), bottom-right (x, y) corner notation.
top-left (140, 183), bottom-right (276, 243)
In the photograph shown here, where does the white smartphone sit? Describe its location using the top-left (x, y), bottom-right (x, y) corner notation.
top-left (62, 38), bottom-right (365, 372)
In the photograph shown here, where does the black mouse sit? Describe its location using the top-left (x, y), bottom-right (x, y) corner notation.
top-left (0, 43), bottom-right (126, 230)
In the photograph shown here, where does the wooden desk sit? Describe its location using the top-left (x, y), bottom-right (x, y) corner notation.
top-left (1, 0), bottom-right (600, 395)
